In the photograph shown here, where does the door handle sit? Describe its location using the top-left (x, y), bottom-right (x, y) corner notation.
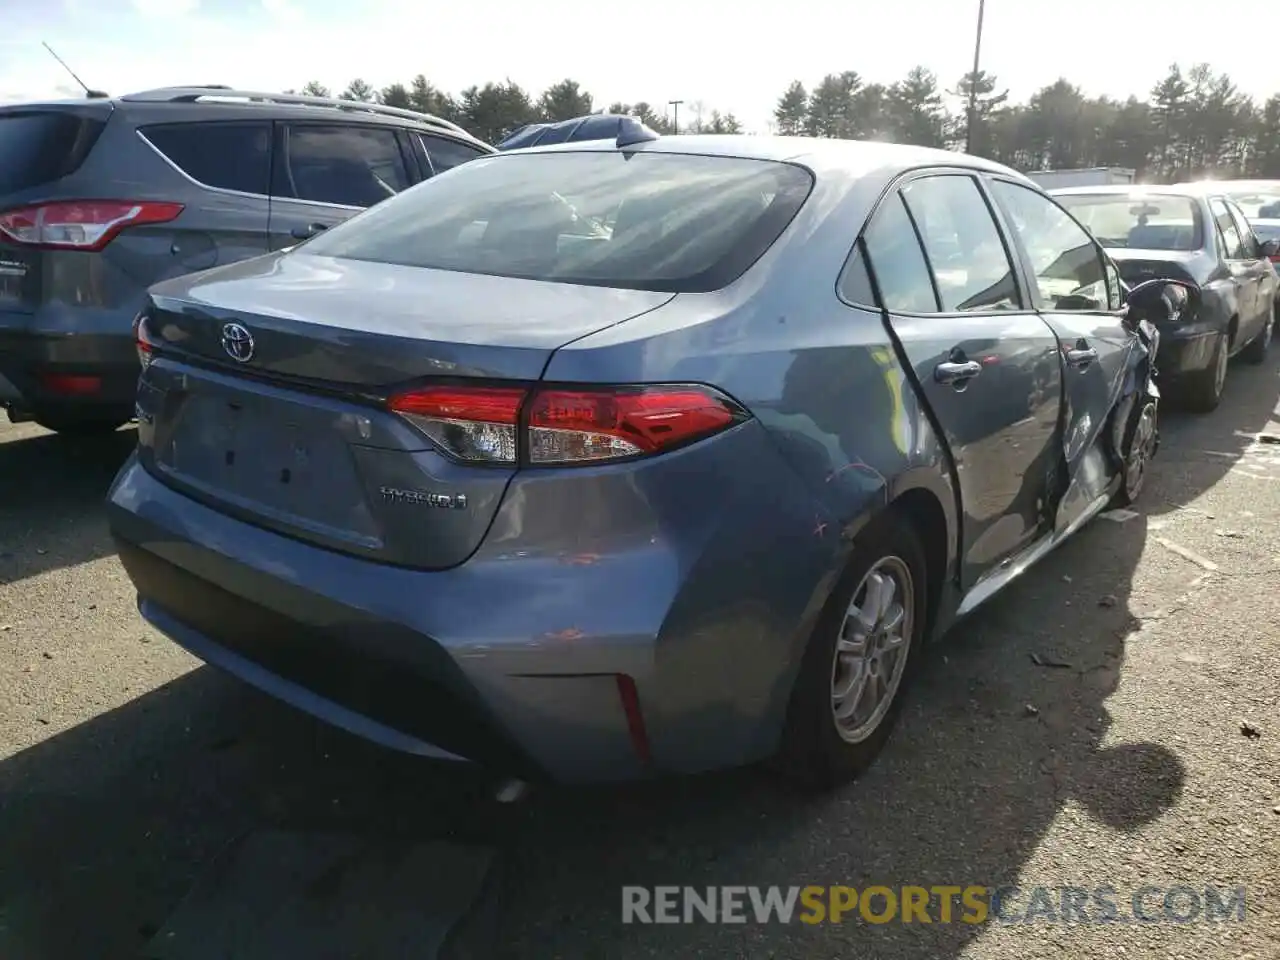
top-left (1066, 346), bottom-right (1098, 368)
top-left (934, 359), bottom-right (983, 385)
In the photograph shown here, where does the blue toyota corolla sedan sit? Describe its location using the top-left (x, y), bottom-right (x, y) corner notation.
top-left (107, 127), bottom-right (1178, 788)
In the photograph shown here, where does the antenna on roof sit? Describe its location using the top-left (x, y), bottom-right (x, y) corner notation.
top-left (41, 42), bottom-right (109, 99)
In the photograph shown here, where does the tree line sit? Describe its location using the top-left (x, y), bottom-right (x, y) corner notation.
top-left (294, 63), bottom-right (1280, 182)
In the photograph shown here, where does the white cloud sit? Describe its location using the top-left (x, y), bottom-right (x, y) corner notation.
top-left (261, 0), bottom-right (304, 23)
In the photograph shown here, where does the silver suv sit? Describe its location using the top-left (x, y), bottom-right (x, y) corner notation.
top-left (0, 86), bottom-right (493, 435)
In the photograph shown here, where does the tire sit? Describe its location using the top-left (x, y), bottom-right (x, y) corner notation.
top-left (1241, 307), bottom-right (1274, 364)
top-left (1111, 395), bottom-right (1158, 507)
top-left (1180, 331), bottom-right (1228, 413)
top-left (774, 513), bottom-right (930, 791)
top-left (33, 415), bottom-right (128, 437)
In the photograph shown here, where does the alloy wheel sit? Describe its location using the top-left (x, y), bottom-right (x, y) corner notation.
top-left (830, 556), bottom-right (915, 744)
top-left (1125, 402), bottom-right (1157, 500)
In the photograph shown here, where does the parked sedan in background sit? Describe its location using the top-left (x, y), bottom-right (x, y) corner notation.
top-left (109, 130), bottom-right (1180, 789)
top-left (1189, 178), bottom-right (1280, 281)
top-left (1053, 184), bottom-right (1277, 411)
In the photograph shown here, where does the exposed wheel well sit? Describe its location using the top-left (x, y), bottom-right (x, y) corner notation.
top-left (1228, 314), bottom-right (1239, 349)
top-left (886, 488), bottom-right (949, 641)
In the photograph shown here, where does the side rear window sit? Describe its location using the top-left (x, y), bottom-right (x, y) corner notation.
top-left (420, 134), bottom-right (486, 175)
top-left (0, 111), bottom-right (108, 193)
top-left (855, 195), bottom-right (938, 312)
top-left (274, 124), bottom-right (411, 208)
top-left (902, 174), bottom-right (1021, 312)
top-left (1211, 199), bottom-right (1246, 259)
top-left (141, 121), bottom-right (271, 195)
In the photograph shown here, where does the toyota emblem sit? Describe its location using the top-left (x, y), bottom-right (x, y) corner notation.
top-left (221, 322), bottom-right (255, 363)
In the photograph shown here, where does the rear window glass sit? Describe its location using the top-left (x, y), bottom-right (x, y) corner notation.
top-left (142, 122), bottom-right (271, 195)
top-left (300, 151), bottom-right (815, 293)
top-left (1222, 185), bottom-right (1280, 220)
top-left (1056, 194), bottom-right (1201, 251)
top-left (0, 111), bottom-right (107, 194)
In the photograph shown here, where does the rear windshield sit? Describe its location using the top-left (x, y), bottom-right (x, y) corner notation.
top-left (1056, 194), bottom-right (1201, 251)
top-left (299, 151), bottom-right (815, 292)
top-left (1221, 185), bottom-right (1280, 220)
top-left (0, 111), bottom-right (108, 194)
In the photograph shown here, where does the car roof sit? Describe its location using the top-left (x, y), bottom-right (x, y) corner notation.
top-left (504, 134), bottom-right (1032, 185)
top-left (0, 86), bottom-right (495, 150)
top-left (1051, 184), bottom-right (1203, 199)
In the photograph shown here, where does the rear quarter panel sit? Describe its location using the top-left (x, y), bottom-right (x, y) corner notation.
top-left (537, 169), bottom-right (959, 762)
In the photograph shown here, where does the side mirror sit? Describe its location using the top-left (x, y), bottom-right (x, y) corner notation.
top-left (1261, 237), bottom-right (1280, 259)
top-left (1125, 278), bottom-right (1196, 325)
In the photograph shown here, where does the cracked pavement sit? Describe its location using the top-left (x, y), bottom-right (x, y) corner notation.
top-left (1, 353), bottom-right (1278, 959)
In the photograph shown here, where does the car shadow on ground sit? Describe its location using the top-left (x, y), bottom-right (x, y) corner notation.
top-left (0, 356), bottom-right (1274, 959)
top-left (0, 425), bottom-right (136, 586)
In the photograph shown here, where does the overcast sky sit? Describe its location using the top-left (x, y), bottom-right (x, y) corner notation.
top-left (0, 0), bottom-right (1269, 133)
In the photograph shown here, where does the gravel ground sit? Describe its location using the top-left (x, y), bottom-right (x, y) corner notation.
top-left (1, 355), bottom-right (1278, 960)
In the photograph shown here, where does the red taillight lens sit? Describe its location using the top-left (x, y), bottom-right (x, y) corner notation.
top-left (526, 386), bottom-right (742, 464)
top-left (133, 313), bottom-right (160, 368)
top-left (386, 383), bottom-right (746, 466)
top-left (0, 201), bottom-right (184, 252)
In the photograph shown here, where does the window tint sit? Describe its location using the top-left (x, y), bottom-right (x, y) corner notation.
top-left (991, 180), bottom-right (1108, 311)
top-left (144, 122), bottom-right (271, 195)
top-left (0, 111), bottom-right (107, 193)
top-left (902, 175), bottom-right (1020, 312)
top-left (301, 152), bottom-right (814, 293)
top-left (858, 195), bottom-right (938, 312)
top-left (1226, 201), bottom-right (1260, 258)
top-left (1211, 199), bottom-right (1246, 259)
top-left (275, 125), bottom-right (410, 208)
top-left (838, 244), bottom-right (876, 306)
top-left (421, 134), bottom-right (486, 175)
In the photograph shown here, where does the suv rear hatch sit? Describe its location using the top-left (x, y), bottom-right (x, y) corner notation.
top-left (136, 250), bottom-right (676, 569)
top-left (0, 102), bottom-right (113, 312)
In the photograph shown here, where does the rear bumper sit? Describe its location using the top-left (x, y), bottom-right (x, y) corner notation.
top-left (0, 313), bottom-right (139, 415)
top-left (106, 421), bottom-right (839, 783)
top-left (1154, 324), bottom-right (1218, 380)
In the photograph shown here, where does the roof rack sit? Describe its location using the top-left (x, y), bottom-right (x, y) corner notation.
top-left (119, 86), bottom-right (475, 140)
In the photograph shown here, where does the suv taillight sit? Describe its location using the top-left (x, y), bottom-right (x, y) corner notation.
top-left (133, 313), bottom-right (160, 368)
top-left (0, 200), bottom-right (184, 252)
top-left (387, 383), bottom-right (749, 466)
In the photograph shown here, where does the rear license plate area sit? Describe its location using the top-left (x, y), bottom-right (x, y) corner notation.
top-left (155, 386), bottom-right (377, 540)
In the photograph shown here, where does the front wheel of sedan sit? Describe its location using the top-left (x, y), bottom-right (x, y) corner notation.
top-left (1112, 397), bottom-right (1158, 507)
top-left (774, 515), bottom-right (929, 791)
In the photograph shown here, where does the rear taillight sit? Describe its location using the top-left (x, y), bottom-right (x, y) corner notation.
top-left (0, 201), bottom-right (184, 252)
top-left (387, 383), bottom-right (748, 466)
top-left (133, 313), bottom-right (160, 368)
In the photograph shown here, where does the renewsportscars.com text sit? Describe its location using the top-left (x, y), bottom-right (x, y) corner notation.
top-left (621, 885), bottom-right (1248, 925)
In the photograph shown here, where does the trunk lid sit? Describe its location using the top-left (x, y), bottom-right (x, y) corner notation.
top-left (139, 251), bottom-right (675, 569)
top-left (1107, 248), bottom-right (1202, 288)
top-left (147, 250), bottom-right (673, 382)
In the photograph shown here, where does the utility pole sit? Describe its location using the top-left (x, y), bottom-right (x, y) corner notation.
top-left (669, 99), bottom-right (683, 134)
top-left (964, 0), bottom-right (986, 155)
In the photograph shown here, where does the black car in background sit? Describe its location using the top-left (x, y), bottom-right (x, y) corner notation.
top-left (1052, 184), bottom-right (1278, 412)
top-left (497, 114), bottom-right (658, 150)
